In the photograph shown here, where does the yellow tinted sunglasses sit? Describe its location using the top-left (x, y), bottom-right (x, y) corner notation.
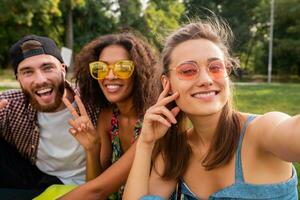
top-left (89, 60), bottom-right (135, 80)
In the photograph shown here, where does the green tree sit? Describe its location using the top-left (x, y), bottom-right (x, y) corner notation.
top-left (118, 0), bottom-right (143, 29)
top-left (0, 0), bottom-right (63, 68)
top-left (269, 0), bottom-right (300, 76)
top-left (183, 0), bottom-right (261, 72)
top-left (60, 0), bottom-right (85, 49)
top-left (252, 0), bottom-right (300, 76)
top-left (143, 0), bottom-right (185, 49)
top-left (71, 0), bottom-right (118, 52)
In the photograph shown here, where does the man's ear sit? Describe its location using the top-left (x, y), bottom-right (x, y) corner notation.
top-left (61, 64), bottom-right (67, 77)
top-left (161, 75), bottom-right (173, 94)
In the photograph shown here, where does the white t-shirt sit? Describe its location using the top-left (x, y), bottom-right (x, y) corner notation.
top-left (36, 107), bottom-right (86, 185)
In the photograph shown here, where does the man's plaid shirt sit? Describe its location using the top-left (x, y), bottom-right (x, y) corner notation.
top-left (0, 82), bottom-right (100, 164)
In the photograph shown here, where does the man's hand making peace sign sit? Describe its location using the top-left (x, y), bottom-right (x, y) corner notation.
top-left (63, 95), bottom-right (100, 151)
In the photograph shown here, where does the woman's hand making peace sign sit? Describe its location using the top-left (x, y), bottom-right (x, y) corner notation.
top-left (139, 82), bottom-right (181, 146)
top-left (63, 95), bottom-right (100, 151)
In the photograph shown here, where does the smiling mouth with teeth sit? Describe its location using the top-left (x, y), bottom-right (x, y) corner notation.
top-left (106, 84), bottom-right (121, 89)
top-left (192, 91), bottom-right (219, 97)
top-left (103, 83), bottom-right (123, 93)
top-left (36, 88), bottom-right (53, 96)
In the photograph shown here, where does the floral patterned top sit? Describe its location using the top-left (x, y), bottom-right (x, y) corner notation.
top-left (108, 107), bottom-right (143, 200)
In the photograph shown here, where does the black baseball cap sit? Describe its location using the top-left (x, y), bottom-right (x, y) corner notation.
top-left (9, 35), bottom-right (64, 74)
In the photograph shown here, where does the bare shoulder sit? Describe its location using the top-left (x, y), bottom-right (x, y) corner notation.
top-left (248, 111), bottom-right (290, 132)
top-left (242, 111), bottom-right (291, 146)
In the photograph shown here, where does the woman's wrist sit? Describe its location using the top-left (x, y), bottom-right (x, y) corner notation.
top-left (85, 143), bottom-right (101, 154)
top-left (137, 138), bottom-right (155, 152)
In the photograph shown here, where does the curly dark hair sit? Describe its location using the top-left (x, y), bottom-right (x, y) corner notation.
top-left (74, 32), bottom-right (160, 116)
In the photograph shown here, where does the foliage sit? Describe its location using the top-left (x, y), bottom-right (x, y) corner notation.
top-left (183, 0), bottom-right (261, 71)
top-left (0, 0), bottom-right (299, 78)
top-left (60, 0), bottom-right (85, 10)
top-left (117, 0), bottom-right (143, 29)
top-left (271, 0), bottom-right (300, 76)
top-left (0, 0), bottom-right (63, 68)
top-left (183, 0), bottom-right (300, 77)
top-left (60, 0), bottom-right (86, 49)
top-left (143, 0), bottom-right (185, 49)
top-left (243, 0), bottom-right (300, 76)
top-left (71, 0), bottom-right (118, 52)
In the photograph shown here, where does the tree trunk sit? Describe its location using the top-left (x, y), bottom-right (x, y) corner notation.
top-left (65, 6), bottom-right (74, 70)
top-left (66, 8), bottom-right (73, 49)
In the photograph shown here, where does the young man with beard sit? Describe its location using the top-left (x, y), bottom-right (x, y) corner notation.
top-left (0, 35), bottom-right (99, 199)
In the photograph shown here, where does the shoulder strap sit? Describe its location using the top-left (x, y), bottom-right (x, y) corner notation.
top-left (235, 115), bottom-right (257, 183)
top-left (176, 181), bottom-right (182, 200)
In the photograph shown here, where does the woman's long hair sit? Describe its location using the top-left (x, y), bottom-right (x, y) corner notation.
top-left (152, 17), bottom-right (241, 180)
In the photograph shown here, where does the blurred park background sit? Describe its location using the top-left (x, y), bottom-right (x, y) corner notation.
top-left (0, 0), bottom-right (299, 81)
top-left (0, 0), bottom-right (299, 193)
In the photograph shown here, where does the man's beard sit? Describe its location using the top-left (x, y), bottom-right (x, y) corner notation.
top-left (22, 77), bottom-right (65, 112)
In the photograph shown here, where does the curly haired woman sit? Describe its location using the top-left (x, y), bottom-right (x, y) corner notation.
top-left (60, 32), bottom-right (160, 199)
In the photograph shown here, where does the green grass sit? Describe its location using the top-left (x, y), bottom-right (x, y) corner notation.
top-left (0, 68), bottom-right (15, 81)
top-left (0, 86), bottom-right (17, 90)
top-left (234, 83), bottom-right (300, 115)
